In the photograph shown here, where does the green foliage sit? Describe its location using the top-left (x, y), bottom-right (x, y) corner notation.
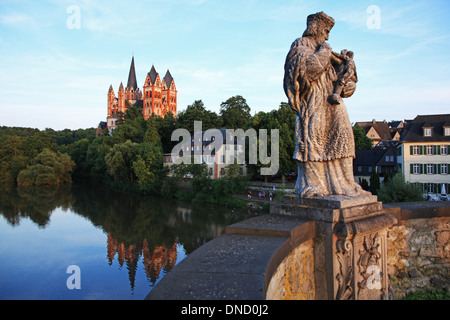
top-left (219, 95), bottom-right (251, 130)
top-left (0, 135), bottom-right (27, 184)
top-left (246, 102), bottom-right (296, 179)
top-left (0, 127), bottom-right (94, 185)
top-left (402, 288), bottom-right (450, 300)
top-left (191, 176), bottom-right (248, 207)
top-left (17, 149), bottom-right (75, 186)
top-left (353, 126), bottom-right (372, 150)
top-left (378, 173), bottom-right (423, 203)
top-left (105, 140), bottom-right (137, 183)
top-left (132, 142), bottom-right (165, 193)
top-left (359, 178), bottom-right (370, 191)
top-left (177, 100), bottom-right (222, 135)
top-left (369, 169), bottom-right (380, 195)
top-left (160, 177), bottom-right (179, 198)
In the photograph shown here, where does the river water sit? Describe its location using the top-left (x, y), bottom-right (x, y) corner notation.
top-left (0, 184), bottom-right (264, 300)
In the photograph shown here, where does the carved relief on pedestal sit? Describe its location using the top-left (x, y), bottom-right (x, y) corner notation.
top-left (355, 232), bottom-right (387, 300)
top-left (334, 229), bottom-right (389, 300)
top-left (335, 239), bottom-right (354, 300)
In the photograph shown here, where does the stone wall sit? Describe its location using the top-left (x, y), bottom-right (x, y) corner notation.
top-left (386, 214), bottom-right (450, 299)
top-left (266, 239), bottom-right (315, 300)
top-left (265, 202), bottom-right (449, 300)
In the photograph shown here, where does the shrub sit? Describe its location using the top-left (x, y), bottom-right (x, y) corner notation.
top-left (402, 288), bottom-right (450, 300)
top-left (161, 177), bottom-right (179, 198)
top-left (378, 173), bottom-right (423, 203)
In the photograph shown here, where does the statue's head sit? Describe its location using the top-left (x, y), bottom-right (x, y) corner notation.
top-left (303, 12), bottom-right (335, 44)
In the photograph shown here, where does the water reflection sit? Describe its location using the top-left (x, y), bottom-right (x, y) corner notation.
top-left (0, 184), bottom-right (73, 228)
top-left (0, 184), bottom-right (265, 298)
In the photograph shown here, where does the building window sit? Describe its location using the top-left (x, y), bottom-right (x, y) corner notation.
top-left (426, 164), bottom-right (434, 174)
top-left (413, 164), bottom-right (421, 175)
top-left (442, 164), bottom-right (448, 175)
top-left (427, 145), bottom-right (434, 155)
top-left (413, 145), bottom-right (420, 155)
top-left (442, 145), bottom-right (448, 155)
top-left (426, 183), bottom-right (436, 193)
top-left (444, 127), bottom-right (450, 136)
top-left (424, 128), bottom-right (432, 137)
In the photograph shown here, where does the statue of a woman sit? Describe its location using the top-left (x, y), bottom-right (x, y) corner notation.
top-left (283, 12), bottom-right (370, 198)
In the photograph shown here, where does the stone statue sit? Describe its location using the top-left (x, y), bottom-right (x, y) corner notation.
top-left (283, 12), bottom-right (370, 198)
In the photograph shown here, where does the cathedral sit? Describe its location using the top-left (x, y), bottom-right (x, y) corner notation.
top-left (104, 56), bottom-right (177, 132)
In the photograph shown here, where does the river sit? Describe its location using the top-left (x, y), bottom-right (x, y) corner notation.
top-left (0, 184), bottom-right (265, 300)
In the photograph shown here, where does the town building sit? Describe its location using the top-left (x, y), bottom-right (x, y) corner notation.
top-left (396, 114), bottom-right (450, 196)
top-left (353, 142), bottom-right (398, 186)
top-left (163, 129), bottom-right (247, 180)
top-left (103, 56), bottom-right (177, 133)
top-left (355, 119), bottom-right (403, 147)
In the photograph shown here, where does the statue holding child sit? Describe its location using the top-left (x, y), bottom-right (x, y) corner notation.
top-left (283, 12), bottom-right (369, 198)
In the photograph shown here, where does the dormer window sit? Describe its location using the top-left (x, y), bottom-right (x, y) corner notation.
top-left (423, 127), bottom-right (433, 137)
top-left (444, 127), bottom-right (450, 137)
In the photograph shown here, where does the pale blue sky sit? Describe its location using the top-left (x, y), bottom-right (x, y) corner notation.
top-left (1, 0), bottom-right (449, 130)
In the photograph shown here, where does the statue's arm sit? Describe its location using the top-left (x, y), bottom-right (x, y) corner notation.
top-left (305, 43), bottom-right (332, 82)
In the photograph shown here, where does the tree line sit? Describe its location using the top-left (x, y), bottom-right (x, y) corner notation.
top-left (0, 95), bottom-right (374, 197)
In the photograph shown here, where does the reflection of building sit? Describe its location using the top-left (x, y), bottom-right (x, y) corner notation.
top-left (142, 239), bottom-right (177, 283)
top-left (106, 234), bottom-right (177, 288)
top-left (101, 56), bottom-right (177, 134)
top-left (163, 129), bottom-right (247, 179)
top-left (396, 114), bottom-right (450, 196)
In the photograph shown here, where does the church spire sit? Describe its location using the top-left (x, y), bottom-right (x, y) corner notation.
top-left (126, 56), bottom-right (138, 91)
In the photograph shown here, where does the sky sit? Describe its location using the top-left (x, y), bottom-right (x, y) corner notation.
top-left (0, 0), bottom-right (449, 130)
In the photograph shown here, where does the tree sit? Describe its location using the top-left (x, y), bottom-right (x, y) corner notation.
top-left (353, 126), bottom-right (372, 150)
top-left (17, 149), bottom-right (75, 186)
top-left (219, 95), bottom-right (251, 130)
top-left (154, 112), bottom-right (178, 153)
top-left (177, 100), bottom-right (222, 134)
top-left (369, 169), bottom-right (380, 195)
top-left (132, 142), bottom-right (164, 193)
top-left (24, 131), bottom-right (57, 159)
top-left (105, 140), bottom-right (137, 183)
top-left (111, 106), bottom-right (146, 144)
top-left (85, 136), bottom-right (110, 179)
top-left (359, 178), bottom-right (370, 191)
top-left (245, 102), bottom-right (296, 181)
top-left (274, 103), bottom-right (296, 181)
top-left (67, 138), bottom-right (90, 180)
top-left (0, 135), bottom-right (28, 185)
top-left (143, 117), bottom-right (161, 145)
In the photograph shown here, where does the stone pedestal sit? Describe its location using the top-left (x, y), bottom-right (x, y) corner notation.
top-left (271, 195), bottom-right (397, 300)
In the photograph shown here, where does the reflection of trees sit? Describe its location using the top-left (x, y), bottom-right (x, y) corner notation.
top-left (0, 185), bottom-right (73, 228)
top-left (70, 183), bottom-right (254, 254)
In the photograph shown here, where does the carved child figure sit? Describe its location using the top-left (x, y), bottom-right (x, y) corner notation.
top-left (328, 50), bottom-right (357, 105)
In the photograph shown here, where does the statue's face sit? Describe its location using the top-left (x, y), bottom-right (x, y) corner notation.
top-left (316, 27), bottom-right (330, 44)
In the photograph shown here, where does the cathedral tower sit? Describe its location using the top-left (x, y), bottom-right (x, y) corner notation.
top-left (162, 70), bottom-right (177, 117)
top-left (104, 56), bottom-right (177, 131)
